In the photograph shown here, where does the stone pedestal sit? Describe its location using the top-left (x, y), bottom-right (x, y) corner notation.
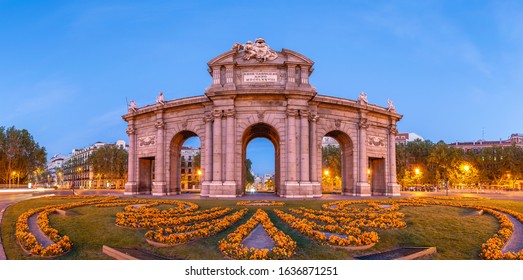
top-left (351, 182), bottom-right (371, 197)
top-left (152, 182), bottom-right (168, 196)
top-left (387, 183), bottom-right (401, 196)
top-left (124, 182), bottom-right (138, 195)
top-left (200, 181), bottom-right (211, 197)
top-left (311, 182), bottom-right (322, 197)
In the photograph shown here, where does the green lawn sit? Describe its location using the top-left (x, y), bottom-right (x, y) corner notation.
top-left (1, 196), bottom-right (514, 260)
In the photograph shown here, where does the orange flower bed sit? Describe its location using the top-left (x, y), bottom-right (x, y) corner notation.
top-left (219, 209), bottom-right (296, 260)
top-left (16, 196), bottom-right (117, 257)
top-left (145, 209), bottom-right (248, 245)
top-left (274, 209), bottom-right (378, 247)
top-left (115, 206), bottom-right (233, 228)
top-left (236, 200), bottom-right (285, 206)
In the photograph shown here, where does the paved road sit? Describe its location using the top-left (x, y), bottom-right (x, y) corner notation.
top-left (0, 191), bottom-right (48, 260)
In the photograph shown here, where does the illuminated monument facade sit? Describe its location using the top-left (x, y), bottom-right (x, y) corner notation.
top-left (123, 38), bottom-right (402, 198)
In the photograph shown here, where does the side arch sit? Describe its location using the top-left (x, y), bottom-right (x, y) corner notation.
top-left (168, 130), bottom-right (201, 194)
top-left (321, 130), bottom-right (356, 195)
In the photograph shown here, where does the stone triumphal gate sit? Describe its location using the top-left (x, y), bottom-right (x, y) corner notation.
top-left (123, 38), bottom-right (402, 198)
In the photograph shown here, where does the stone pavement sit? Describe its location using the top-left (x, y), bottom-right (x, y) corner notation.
top-left (502, 213), bottom-right (523, 253)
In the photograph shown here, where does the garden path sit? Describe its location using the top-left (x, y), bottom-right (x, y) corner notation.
top-left (242, 224), bottom-right (274, 250)
top-left (501, 213), bottom-right (523, 254)
top-left (27, 214), bottom-right (54, 248)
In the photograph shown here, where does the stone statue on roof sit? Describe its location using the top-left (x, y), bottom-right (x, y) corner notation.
top-left (387, 98), bottom-right (396, 112)
top-left (232, 38), bottom-right (278, 62)
top-left (357, 91), bottom-right (368, 105)
top-left (156, 92), bottom-right (165, 105)
top-left (128, 100), bottom-right (138, 112)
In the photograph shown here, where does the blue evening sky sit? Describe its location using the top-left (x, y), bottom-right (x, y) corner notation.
top-left (1, 0), bottom-right (523, 175)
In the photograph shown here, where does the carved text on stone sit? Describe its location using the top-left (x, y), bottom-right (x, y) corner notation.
top-left (243, 71), bottom-right (278, 83)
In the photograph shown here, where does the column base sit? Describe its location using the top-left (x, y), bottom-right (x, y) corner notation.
top-left (354, 182), bottom-right (371, 197)
top-left (152, 181), bottom-right (168, 196)
top-left (311, 182), bottom-right (322, 197)
top-left (386, 183), bottom-right (401, 196)
top-left (200, 181), bottom-right (211, 197)
top-left (207, 181), bottom-right (238, 197)
top-left (124, 182), bottom-right (138, 195)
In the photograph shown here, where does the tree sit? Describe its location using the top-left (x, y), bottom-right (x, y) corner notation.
top-left (87, 145), bottom-right (128, 188)
top-left (0, 126), bottom-right (47, 185)
top-left (245, 158), bottom-right (254, 185)
top-left (322, 145), bottom-right (341, 177)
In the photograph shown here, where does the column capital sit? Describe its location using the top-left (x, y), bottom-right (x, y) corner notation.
top-left (212, 110), bottom-right (223, 119)
top-left (309, 113), bottom-right (319, 122)
top-left (203, 113), bottom-right (214, 123)
top-left (358, 118), bottom-right (369, 129)
top-left (286, 109), bottom-right (299, 118)
top-left (388, 124), bottom-right (398, 135)
top-left (155, 121), bottom-right (166, 130)
top-left (225, 109), bottom-right (236, 118)
top-left (299, 109), bottom-right (310, 119)
top-left (126, 125), bottom-right (136, 135)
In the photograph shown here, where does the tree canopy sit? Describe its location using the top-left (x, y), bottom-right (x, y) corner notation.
top-left (0, 126), bottom-right (47, 184)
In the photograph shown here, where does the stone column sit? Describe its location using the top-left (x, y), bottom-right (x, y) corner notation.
top-left (124, 122), bottom-right (138, 195)
top-left (152, 116), bottom-right (167, 196)
top-left (209, 110), bottom-right (223, 196)
top-left (299, 110), bottom-right (310, 182)
top-left (309, 113), bottom-right (321, 196)
top-left (223, 109), bottom-right (237, 194)
top-left (283, 109), bottom-right (300, 197)
top-left (201, 113), bottom-right (213, 196)
top-left (356, 115), bottom-right (371, 196)
top-left (287, 109), bottom-right (298, 181)
top-left (299, 109), bottom-right (314, 196)
top-left (387, 122), bottom-right (401, 196)
top-left (300, 66), bottom-right (309, 85)
top-left (212, 110), bottom-right (223, 182)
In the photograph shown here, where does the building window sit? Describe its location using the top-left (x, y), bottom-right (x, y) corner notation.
top-left (181, 169), bottom-right (185, 174)
top-left (188, 162), bottom-right (192, 167)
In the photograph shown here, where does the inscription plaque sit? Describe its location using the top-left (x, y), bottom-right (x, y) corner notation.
top-left (243, 71), bottom-right (278, 83)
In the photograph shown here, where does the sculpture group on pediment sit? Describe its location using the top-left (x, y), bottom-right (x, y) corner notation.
top-left (232, 38), bottom-right (278, 62)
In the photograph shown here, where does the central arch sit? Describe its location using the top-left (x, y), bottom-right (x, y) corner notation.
top-left (241, 123), bottom-right (281, 195)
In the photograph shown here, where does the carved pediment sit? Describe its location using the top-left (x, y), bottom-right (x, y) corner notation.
top-left (206, 39), bottom-right (316, 96)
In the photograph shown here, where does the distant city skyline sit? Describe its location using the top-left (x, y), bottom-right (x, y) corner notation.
top-left (2, 1), bottom-right (523, 175)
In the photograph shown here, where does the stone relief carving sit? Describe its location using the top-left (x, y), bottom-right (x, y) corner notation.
top-left (257, 111), bottom-right (265, 122)
top-left (155, 121), bottom-right (165, 129)
top-left (358, 118), bottom-right (370, 129)
top-left (232, 38), bottom-right (278, 62)
top-left (334, 119), bottom-right (341, 128)
top-left (368, 136), bottom-right (385, 147)
top-left (138, 135), bottom-right (156, 147)
top-left (181, 121), bottom-right (188, 130)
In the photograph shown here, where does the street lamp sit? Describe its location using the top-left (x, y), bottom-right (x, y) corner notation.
top-left (414, 168), bottom-right (421, 191)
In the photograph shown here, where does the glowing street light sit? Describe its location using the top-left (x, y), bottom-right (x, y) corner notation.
top-left (463, 165), bottom-right (470, 172)
top-left (324, 169), bottom-right (329, 176)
